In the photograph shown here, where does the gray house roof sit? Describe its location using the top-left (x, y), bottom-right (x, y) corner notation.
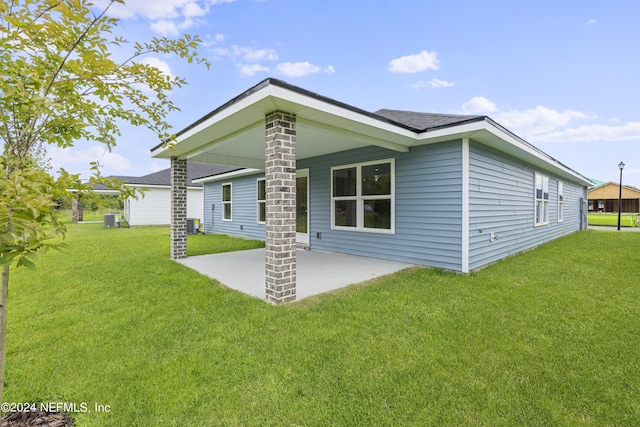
top-left (374, 109), bottom-right (484, 131)
top-left (126, 163), bottom-right (239, 187)
top-left (92, 163), bottom-right (238, 191)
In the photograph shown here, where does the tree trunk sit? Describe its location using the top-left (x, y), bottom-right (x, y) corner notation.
top-left (0, 265), bottom-right (9, 404)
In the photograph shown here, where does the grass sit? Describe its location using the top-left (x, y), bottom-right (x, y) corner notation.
top-left (5, 225), bottom-right (640, 426)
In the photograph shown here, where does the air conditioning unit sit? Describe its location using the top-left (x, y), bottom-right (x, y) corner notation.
top-left (187, 218), bottom-right (200, 234)
top-left (104, 214), bottom-right (116, 228)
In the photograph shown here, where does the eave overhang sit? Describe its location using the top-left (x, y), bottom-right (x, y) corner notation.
top-left (152, 78), bottom-right (593, 188)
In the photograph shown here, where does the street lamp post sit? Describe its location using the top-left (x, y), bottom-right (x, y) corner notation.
top-left (617, 161), bottom-right (625, 231)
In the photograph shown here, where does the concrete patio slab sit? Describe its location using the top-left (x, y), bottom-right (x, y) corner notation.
top-left (176, 249), bottom-right (415, 301)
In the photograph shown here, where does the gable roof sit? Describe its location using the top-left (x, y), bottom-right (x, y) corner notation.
top-left (90, 175), bottom-right (137, 192)
top-left (588, 182), bottom-right (640, 198)
top-left (152, 78), bottom-right (593, 187)
top-left (125, 163), bottom-right (239, 187)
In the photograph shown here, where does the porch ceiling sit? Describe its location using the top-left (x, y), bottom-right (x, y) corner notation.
top-left (152, 84), bottom-right (416, 169)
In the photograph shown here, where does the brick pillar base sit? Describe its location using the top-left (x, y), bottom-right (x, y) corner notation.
top-left (170, 157), bottom-right (188, 260)
top-left (265, 111), bottom-right (297, 304)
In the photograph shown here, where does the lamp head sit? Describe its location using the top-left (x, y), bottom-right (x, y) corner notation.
top-left (619, 162), bottom-right (625, 171)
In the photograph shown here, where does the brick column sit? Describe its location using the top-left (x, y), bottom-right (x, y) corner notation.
top-left (265, 111), bottom-right (297, 304)
top-left (170, 157), bottom-right (188, 260)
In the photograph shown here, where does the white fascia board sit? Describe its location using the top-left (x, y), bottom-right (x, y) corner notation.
top-left (153, 83), bottom-right (417, 159)
top-left (267, 85), bottom-right (417, 144)
top-left (416, 120), bottom-right (592, 187)
top-left (480, 121), bottom-right (593, 187)
top-left (125, 184), bottom-right (202, 189)
top-left (193, 168), bottom-right (262, 184)
top-left (151, 89), bottom-right (273, 159)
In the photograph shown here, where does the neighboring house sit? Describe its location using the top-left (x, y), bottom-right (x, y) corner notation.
top-left (588, 182), bottom-right (640, 213)
top-left (121, 163), bottom-right (237, 226)
top-left (152, 78), bottom-right (593, 303)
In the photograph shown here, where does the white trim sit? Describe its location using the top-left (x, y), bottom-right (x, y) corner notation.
top-left (330, 158), bottom-right (395, 234)
top-left (534, 172), bottom-right (549, 226)
top-left (296, 169), bottom-right (310, 245)
top-left (124, 183), bottom-right (200, 190)
top-left (462, 138), bottom-right (470, 273)
top-left (415, 121), bottom-right (593, 187)
top-left (558, 180), bottom-right (564, 223)
top-left (193, 168), bottom-right (261, 184)
top-left (221, 182), bottom-right (232, 222)
top-left (256, 178), bottom-right (266, 224)
top-left (153, 81), bottom-right (591, 189)
top-left (267, 85), bottom-right (417, 142)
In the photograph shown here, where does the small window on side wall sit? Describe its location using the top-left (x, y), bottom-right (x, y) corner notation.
top-left (222, 183), bottom-right (232, 221)
top-left (558, 181), bottom-right (564, 223)
top-left (535, 173), bottom-right (549, 226)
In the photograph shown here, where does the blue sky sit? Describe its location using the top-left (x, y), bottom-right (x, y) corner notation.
top-left (51, 0), bottom-right (640, 188)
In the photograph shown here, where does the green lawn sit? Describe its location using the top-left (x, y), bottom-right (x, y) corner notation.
top-left (5, 225), bottom-right (640, 426)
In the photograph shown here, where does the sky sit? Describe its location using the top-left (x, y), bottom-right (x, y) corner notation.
top-left (50, 0), bottom-right (640, 188)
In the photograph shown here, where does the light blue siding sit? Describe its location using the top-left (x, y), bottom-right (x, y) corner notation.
top-left (201, 139), bottom-right (587, 273)
top-left (468, 142), bottom-right (586, 270)
top-left (203, 173), bottom-right (265, 240)
top-left (202, 141), bottom-right (464, 271)
top-left (299, 142), bottom-right (463, 271)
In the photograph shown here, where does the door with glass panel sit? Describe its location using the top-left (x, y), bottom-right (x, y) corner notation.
top-left (296, 169), bottom-right (309, 245)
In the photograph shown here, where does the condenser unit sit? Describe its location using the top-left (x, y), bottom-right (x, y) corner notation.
top-left (187, 218), bottom-right (200, 234)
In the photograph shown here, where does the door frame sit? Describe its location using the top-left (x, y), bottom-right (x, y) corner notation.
top-left (296, 168), bottom-right (309, 245)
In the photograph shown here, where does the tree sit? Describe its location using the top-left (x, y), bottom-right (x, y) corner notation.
top-left (0, 0), bottom-right (209, 403)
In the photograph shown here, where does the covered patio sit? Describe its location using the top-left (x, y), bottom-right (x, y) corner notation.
top-left (152, 78), bottom-right (421, 304)
top-left (177, 248), bottom-right (415, 301)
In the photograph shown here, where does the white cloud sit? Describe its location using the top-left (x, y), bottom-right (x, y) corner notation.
top-left (239, 63), bottom-right (269, 77)
top-left (49, 146), bottom-right (133, 175)
top-left (140, 57), bottom-right (175, 79)
top-left (235, 46), bottom-right (278, 61)
top-left (183, 2), bottom-right (207, 17)
top-left (462, 96), bottom-right (498, 114)
top-left (458, 97), bottom-right (639, 146)
top-left (99, 0), bottom-right (236, 35)
top-left (211, 45), bottom-right (278, 62)
top-left (496, 106), bottom-right (591, 136)
top-left (150, 20), bottom-right (180, 36)
top-left (529, 121), bottom-right (640, 143)
top-left (274, 62), bottom-right (335, 78)
top-left (410, 79), bottom-right (455, 89)
top-left (587, 19), bottom-right (597, 25)
top-left (388, 50), bottom-right (439, 74)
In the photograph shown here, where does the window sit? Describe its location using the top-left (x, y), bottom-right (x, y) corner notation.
top-left (222, 183), bottom-right (232, 221)
top-left (535, 173), bottom-right (549, 225)
top-left (257, 179), bottom-right (266, 224)
top-left (558, 181), bottom-right (564, 222)
top-left (331, 159), bottom-right (394, 232)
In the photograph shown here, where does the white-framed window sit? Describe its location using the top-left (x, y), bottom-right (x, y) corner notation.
top-left (331, 159), bottom-right (394, 233)
top-left (222, 183), bottom-right (232, 221)
top-left (535, 173), bottom-right (549, 226)
top-left (558, 181), bottom-right (564, 223)
top-left (257, 178), bottom-right (266, 224)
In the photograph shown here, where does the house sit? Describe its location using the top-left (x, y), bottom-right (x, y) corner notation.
top-left (151, 78), bottom-right (593, 304)
top-left (587, 182), bottom-right (640, 213)
top-left (121, 163), bottom-right (237, 226)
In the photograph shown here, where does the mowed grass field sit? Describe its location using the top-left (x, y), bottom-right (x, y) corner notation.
top-left (5, 224), bottom-right (640, 426)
